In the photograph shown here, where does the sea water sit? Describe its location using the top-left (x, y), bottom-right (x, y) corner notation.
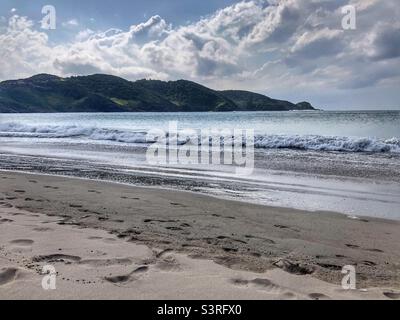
top-left (1, 110), bottom-right (399, 219)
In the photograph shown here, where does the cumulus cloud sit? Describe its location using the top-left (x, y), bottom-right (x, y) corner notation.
top-left (0, 0), bottom-right (399, 107)
top-left (129, 15), bottom-right (171, 41)
top-left (62, 18), bottom-right (79, 27)
top-left (75, 28), bottom-right (95, 41)
top-left (0, 15), bottom-right (54, 80)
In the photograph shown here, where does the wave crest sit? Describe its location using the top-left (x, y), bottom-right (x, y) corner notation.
top-left (1, 122), bottom-right (399, 153)
top-left (254, 135), bottom-right (400, 153)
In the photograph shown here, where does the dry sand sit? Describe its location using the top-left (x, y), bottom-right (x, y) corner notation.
top-left (0, 171), bottom-right (399, 300)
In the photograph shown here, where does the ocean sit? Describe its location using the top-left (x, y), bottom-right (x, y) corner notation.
top-left (1, 110), bottom-right (400, 219)
top-left (0, 110), bottom-right (399, 151)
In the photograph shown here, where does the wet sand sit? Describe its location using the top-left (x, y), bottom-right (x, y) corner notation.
top-left (1, 151), bottom-right (400, 220)
top-left (0, 171), bottom-right (399, 299)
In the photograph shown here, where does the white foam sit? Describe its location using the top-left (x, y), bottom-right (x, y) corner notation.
top-left (1, 122), bottom-right (399, 153)
top-left (0, 122), bottom-right (149, 143)
top-left (254, 134), bottom-right (400, 153)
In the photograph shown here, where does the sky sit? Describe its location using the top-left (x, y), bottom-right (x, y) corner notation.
top-left (0, 0), bottom-right (399, 110)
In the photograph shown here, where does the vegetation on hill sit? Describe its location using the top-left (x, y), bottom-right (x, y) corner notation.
top-left (0, 74), bottom-right (315, 113)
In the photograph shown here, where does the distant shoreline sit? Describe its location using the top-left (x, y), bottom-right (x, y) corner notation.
top-left (0, 110), bottom-right (322, 114)
top-left (3, 109), bottom-right (400, 114)
top-left (0, 74), bottom-right (315, 113)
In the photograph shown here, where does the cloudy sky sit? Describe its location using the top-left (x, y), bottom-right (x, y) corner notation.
top-left (0, 0), bottom-right (399, 109)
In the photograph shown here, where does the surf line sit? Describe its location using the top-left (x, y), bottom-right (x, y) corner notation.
top-left (157, 304), bottom-right (191, 318)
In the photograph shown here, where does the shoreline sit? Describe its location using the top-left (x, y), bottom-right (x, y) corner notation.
top-left (0, 167), bottom-right (380, 221)
top-left (1, 150), bottom-right (400, 220)
top-left (1, 171), bottom-right (400, 298)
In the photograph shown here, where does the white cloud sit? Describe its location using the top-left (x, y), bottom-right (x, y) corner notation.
top-left (75, 28), bottom-right (95, 41)
top-left (291, 28), bottom-right (342, 55)
top-left (349, 0), bottom-right (380, 12)
top-left (361, 23), bottom-right (400, 61)
top-left (0, 0), bottom-right (399, 108)
top-left (62, 19), bottom-right (79, 27)
top-left (0, 15), bottom-right (54, 80)
top-left (129, 15), bottom-right (171, 40)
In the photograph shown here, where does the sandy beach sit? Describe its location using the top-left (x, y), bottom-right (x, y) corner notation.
top-left (0, 171), bottom-right (399, 300)
top-left (1, 0), bottom-right (400, 305)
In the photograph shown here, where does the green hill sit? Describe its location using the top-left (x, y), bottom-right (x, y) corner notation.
top-left (0, 74), bottom-right (315, 113)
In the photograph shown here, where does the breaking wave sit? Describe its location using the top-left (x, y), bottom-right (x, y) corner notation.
top-left (253, 134), bottom-right (400, 153)
top-left (0, 122), bottom-right (149, 143)
top-left (0, 122), bottom-right (399, 153)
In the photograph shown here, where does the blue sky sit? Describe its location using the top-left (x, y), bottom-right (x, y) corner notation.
top-left (0, 0), bottom-right (399, 109)
top-left (0, 0), bottom-right (238, 39)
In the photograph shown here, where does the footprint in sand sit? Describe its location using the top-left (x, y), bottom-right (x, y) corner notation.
top-left (217, 236), bottom-right (247, 244)
top-left (346, 245), bottom-right (384, 253)
top-left (274, 224), bottom-right (289, 229)
top-left (0, 268), bottom-right (20, 286)
top-left (383, 292), bottom-right (400, 300)
top-left (345, 244), bottom-right (360, 249)
top-left (10, 239), bottom-right (34, 246)
top-left (282, 292), bottom-right (297, 299)
top-left (362, 260), bottom-right (376, 266)
top-left (223, 247), bottom-right (238, 253)
top-left (14, 190), bottom-right (26, 194)
top-left (308, 293), bottom-right (331, 300)
top-left (180, 223), bottom-right (192, 228)
top-left (0, 202), bottom-right (13, 209)
top-left (33, 254), bottom-right (82, 264)
top-left (143, 218), bottom-right (177, 223)
top-left (33, 227), bottom-right (54, 232)
top-left (274, 224), bottom-right (300, 232)
top-left (8, 212), bottom-right (26, 216)
top-left (366, 248), bottom-right (384, 253)
top-left (121, 196), bottom-right (141, 200)
top-left (170, 202), bottom-right (187, 208)
top-left (88, 236), bottom-right (103, 240)
top-left (104, 266), bottom-right (149, 284)
top-left (0, 218), bottom-right (14, 224)
top-left (43, 186), bottom-right (59, 190)
top-left (211, 214), bottom-right (235, 220)
top-left (88, 190), bottom-right (101, 194)
top-left (273, 259), bottom-right (314, 275)
top-left (231, 278), bottom-right (285, 295)
top-left (9, 239), bottom-right (34, 251)
top-left (69, 204), bottom-right (83, 208)
top-left (166, 226), bottom-right (183, 231)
